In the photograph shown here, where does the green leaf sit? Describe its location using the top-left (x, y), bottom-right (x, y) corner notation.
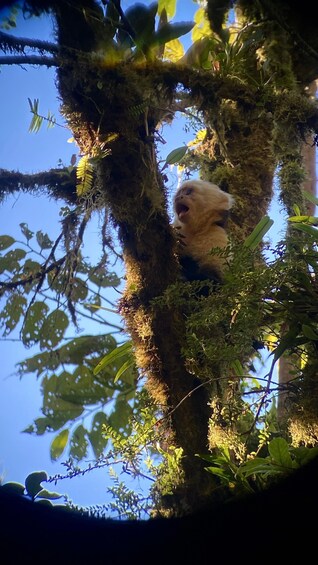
top-left (36, 489), bottom-right (63, 500)
top-left (0, 235), bottom-right (15, 250)
top-left (154, 21), bottom-right (194, 45)
top-left (70, 424), bottom-right (89, 461)
top-left (20, 222), bottom-right (34, 241)
top-left (21, 301), bottom-right (49, 346)
top-left (268, 438), bottom-right (293, 469)
top-left (35, 499), bottom-right (53, 507)
top-left (303, 189), bottom-right (318, 207)
top-left (108, 398), bottom-right (133, 432)
top-left (0, 248), bottom-right (26, 274)
top-left (50, 429), bottom-right (69, 461)
top-left (23, 258), bottom-right (41, 277)
top-left (243, 216), bottom-right (274, 250)
top-left (302, 324), bottom-right (318, 340)
top-left (0, 294), bottom-right (27, 336)
top-left (230, 359), bottom-right (244, 377)
top-left (158, 0), bottom-right (176, 18)
top-left (114, 358), bottom-right (135, 383)
top-left (42, 372), bottom-right (85, 423)
top-left (239, 458), bottom-right (273, 477)
top-left (288, 215), bottom-right (318, 225)
top-left (291, 446), bottom-right (318, 466)
top-left (165, 146), bottom-right (188, 165)
top-left (88, 268), bottom-right (121, 288)
top-left (290, 223), bottom-right (318, 238)
top-left (47, 367), bottom-right (112, 405)
top-left (205, 466), bottom-right (231, 480)
top-left (94, 341), bottom-right (133, 376)
top-left (89, 412), bottom-right (108, 458)
top-left (124, 2), bottom-right (157, 50)
top-left (272, 326), bottom-right (299, 361)
top-left (0, 482), bottom-right (25, 496)
top-left (68, 277), bottom-right (88, 301)
top-left (40, 309), bottom-right (69, 349)
top-left (25, 471), bottom-right (48, 498)
top-left (36, 230), bottom-right (53, 250)
top-left (23, 416), bottom-right (56, 435)
top-left (53, 334), bottom-right (116, 367)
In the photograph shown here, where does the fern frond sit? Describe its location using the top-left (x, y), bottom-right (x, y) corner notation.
top-left (76, 155), bottom-right (94, 197)
top-left (128, 100), bottom-right (149, 117)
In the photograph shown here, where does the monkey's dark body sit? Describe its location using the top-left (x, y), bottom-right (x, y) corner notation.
top-left (179, 255), bottom-right (222, 284)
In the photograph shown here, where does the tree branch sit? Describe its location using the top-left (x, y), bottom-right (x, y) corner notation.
top-left (0, 168), bottom-right (77, 204)
top-left (0, 30), bottom-right (58, 55)
top-left (0, 55), bottom-right (57, 66)
top-left (0, 255), bottom-right (66, 292)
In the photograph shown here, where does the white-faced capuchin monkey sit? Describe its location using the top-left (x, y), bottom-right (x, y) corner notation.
top-left (172, 179), bottom-right (234, 284)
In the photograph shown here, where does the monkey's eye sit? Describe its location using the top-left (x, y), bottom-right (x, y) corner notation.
top-left (183, 187), bottom-right (192, 195)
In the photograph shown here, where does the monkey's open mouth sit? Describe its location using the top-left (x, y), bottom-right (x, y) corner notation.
top-left (176, 202), bottom-right (189, 220)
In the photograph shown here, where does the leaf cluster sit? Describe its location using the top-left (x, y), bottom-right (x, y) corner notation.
top-left (203, 438), bottom-right (318, 496)
top-left (0, 471), bottom-right (64, 506)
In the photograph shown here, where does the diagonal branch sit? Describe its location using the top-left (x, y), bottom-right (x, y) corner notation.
top-left (0, 55), bottom-right (57, 66)
top-left (0, 30), bottom-right (58, 55)
top-left (0, 255), bottom-right (66, 293)
top-left (0, 168), bottom-right (77, 204)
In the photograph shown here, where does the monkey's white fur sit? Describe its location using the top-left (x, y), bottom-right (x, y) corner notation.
top-left (172, 180), bottom-right (234, 279)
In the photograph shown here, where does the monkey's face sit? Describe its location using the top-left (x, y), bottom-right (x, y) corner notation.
top-left (173, 180), bottom-right (233, 231)
top-left (174, 184), bottom-right (194, 223)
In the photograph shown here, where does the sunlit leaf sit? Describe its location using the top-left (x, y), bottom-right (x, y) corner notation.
top-left (158, 0), bottom-right (176, 18)
top-left (192, 6), bottom-right (211, 41)
top-left (243, 216), bottom-right (274, 250)
top-left (290, 223), bottom-right (318, 238)
top-left (114, 358), bottom-right (135, 383)
top-left (36, 489), bottom-right (63, 500)
top-left (165, 146), bottom-right (188, 165)
top-left (94, 341), bottom-right (133, 376)
top-left (76, 155), bottom-right (94, 196)
top-left (288, 215), bottom-right (318, 225)
top-left (50, 429), bottom-right (69, 461)
top-left (163, 38), bottom-right (184, 61)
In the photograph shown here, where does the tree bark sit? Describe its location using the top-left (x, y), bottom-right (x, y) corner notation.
top-left (277, 79), bottom-right (318, 422)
